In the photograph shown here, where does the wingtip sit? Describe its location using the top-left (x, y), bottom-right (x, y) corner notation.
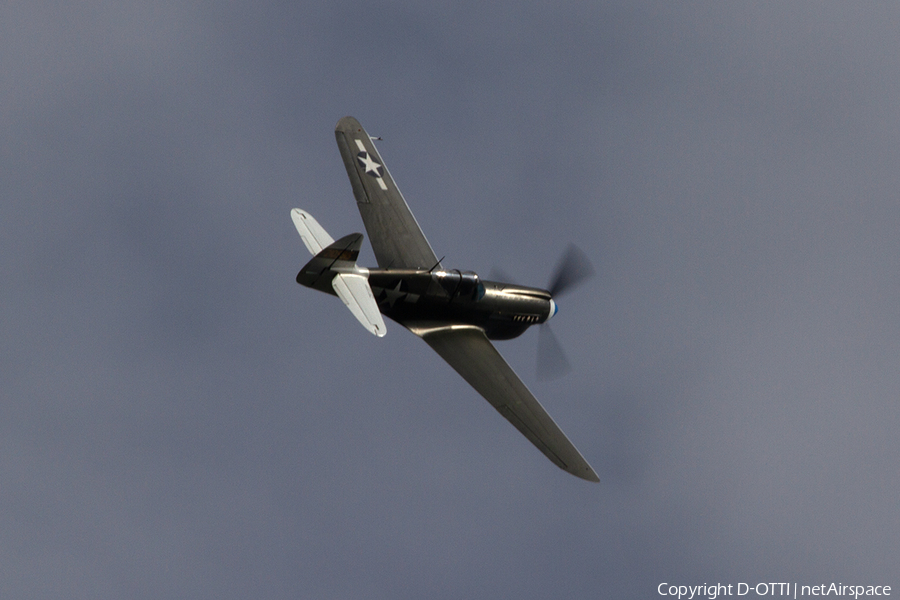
top-left (570, 463), bottom-right (600, 483)
top-left (335, 115), bottom-right (362, 132)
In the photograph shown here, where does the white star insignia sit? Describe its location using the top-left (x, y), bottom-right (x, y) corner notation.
top-left (380, 281), bottom-right (406, 308)
top-left (357, 152), bottom-right (383, 178)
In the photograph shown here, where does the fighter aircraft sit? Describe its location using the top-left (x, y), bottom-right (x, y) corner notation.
top-left (291, 116), bottom-right (599, 482)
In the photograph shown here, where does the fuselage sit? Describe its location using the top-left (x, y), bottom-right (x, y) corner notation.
top-left (297, 267), bottom-right (554, 340)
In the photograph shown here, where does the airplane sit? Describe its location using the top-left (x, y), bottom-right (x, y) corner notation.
top-left (291, 116), bottom-right (599, 482)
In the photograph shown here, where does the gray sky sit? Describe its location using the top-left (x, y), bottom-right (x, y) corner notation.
top-left (2, 2), bottom-right (898, 598)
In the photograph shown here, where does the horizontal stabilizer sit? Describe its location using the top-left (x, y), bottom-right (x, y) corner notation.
top-left (332, 273), bottom-right (386, 337)
top-left (291, 209), bottom-right (334, 255)
top-left (296, 233), bottom-right (365, 292)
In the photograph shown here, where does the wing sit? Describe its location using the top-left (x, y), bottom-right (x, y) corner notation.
top-left (334, 116), bottom-right (441, 270)
top-left (414, 324), bottom-right (599, 482)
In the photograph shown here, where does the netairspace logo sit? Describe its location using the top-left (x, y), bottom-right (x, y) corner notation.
top-left (658, 583), bottom-right (892, 600)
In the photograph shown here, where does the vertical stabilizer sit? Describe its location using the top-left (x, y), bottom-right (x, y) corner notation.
top-left (292, 216), bottom-right (387, 337)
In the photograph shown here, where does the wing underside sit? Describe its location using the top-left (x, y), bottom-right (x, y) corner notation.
top-left (334, 116), bottom-right (441, 271)
top-left (414, 324), bottom-right (599, 482)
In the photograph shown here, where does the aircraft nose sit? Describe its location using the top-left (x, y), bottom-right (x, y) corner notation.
top-left (547, 298), bottom-right (559, 321)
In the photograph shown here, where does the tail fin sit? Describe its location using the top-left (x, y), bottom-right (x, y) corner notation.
top-left (292, 210), bottom-right (386, 337)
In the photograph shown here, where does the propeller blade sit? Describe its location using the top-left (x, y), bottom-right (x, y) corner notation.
top-left (548, 244), bottom-right (594, 297)
top-left (537, 324), bottom-right (571, 380)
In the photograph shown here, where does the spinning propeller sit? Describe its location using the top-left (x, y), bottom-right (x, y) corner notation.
top-left (537, 244), bottom-right (594, 380)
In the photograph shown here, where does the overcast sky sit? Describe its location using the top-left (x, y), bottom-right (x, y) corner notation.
top-left (2, 2), bottom-right (898, 598)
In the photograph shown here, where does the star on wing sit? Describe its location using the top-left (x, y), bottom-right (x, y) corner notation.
top-left (356, 152), bottom-right (384, 178)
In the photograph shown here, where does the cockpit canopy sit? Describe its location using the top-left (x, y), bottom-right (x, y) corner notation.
top-left (433, 269), bottom-right (486, 301)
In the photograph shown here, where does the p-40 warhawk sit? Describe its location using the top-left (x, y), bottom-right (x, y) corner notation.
top-left (292, 116), bottom-right (598, 482)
